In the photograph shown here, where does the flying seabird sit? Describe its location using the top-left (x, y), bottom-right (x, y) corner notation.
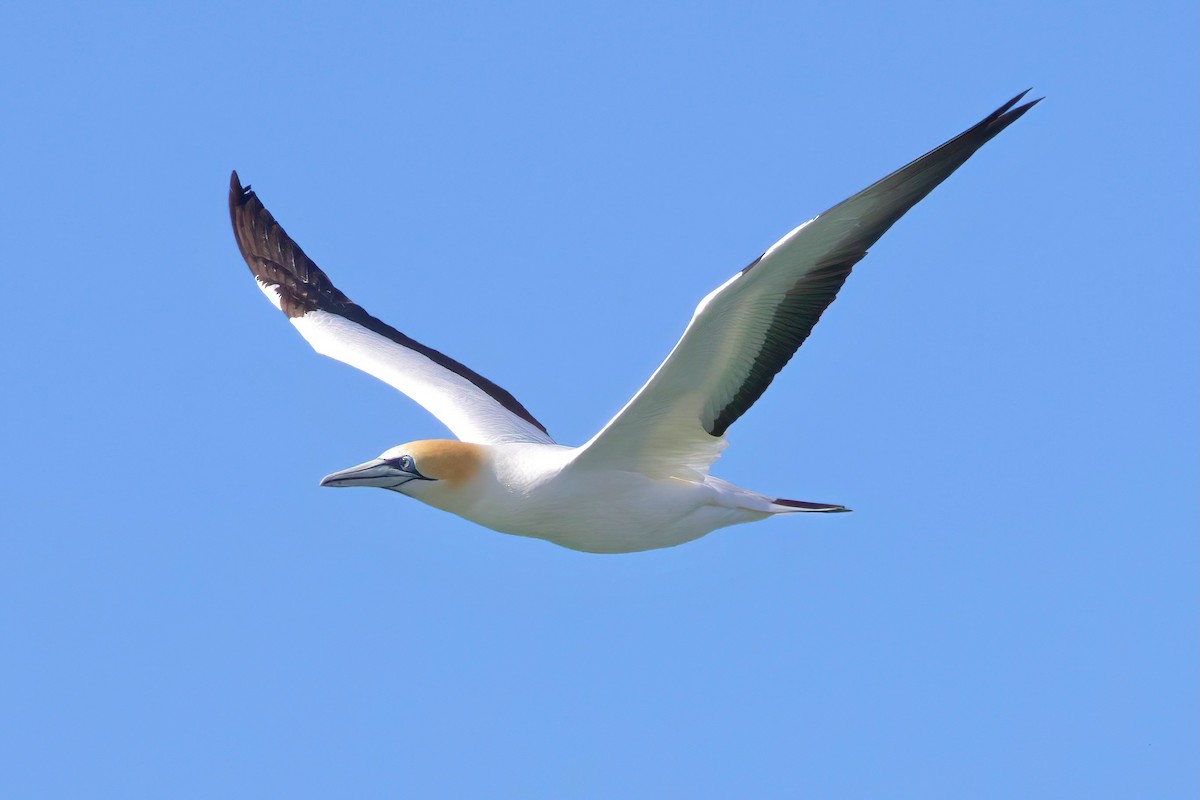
top-left (230, 91), bottom-right (1039, 553)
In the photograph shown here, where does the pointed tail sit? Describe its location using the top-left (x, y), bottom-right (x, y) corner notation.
top-left (771, 497), bottom-right (851, 513)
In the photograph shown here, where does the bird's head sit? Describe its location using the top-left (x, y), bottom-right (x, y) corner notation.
top-left (319, 439), bottom-right (485, 504)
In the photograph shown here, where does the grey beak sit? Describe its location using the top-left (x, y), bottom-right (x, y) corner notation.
top-left (320, 458), bottom-right (405, 488)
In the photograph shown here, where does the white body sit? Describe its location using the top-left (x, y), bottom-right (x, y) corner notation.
top-left (419, 443), bottom-right (776, 553)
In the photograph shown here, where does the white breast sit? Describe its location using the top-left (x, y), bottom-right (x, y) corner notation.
top-left (444, 444), bottom-right (766, 553)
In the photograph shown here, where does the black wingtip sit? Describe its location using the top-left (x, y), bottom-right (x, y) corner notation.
top-left (956, 89), bottom-right (1041, 148)
top-left (1020, 96), bottom-right (1046, 113)
top-left (985, 89), bottom-right (1041, 125)
top-left (1001, 89), bottom-right (1031, 112)
top-left (995, 95), bottom-right (1042, 131)
top-left (229, 170), bottom-right (253, 206)
top-left (1002, 89), bottom-right (1043, 116)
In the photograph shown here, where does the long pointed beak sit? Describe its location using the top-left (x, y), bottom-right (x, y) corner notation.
top-left (320, 458), bottom-right (405, 488)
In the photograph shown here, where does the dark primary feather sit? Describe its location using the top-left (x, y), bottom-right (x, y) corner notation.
top-left (228, 172), bottom-right (355, 320)
top-left (228, 172), bottom-right (549, 435)
top-left (709, 257), bottom-right (856, 436)
top-left (706, 91), bottom-right (1041, 436)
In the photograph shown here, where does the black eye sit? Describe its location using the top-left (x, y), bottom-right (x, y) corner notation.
top-left (397, 455), bottom-right (414, 471)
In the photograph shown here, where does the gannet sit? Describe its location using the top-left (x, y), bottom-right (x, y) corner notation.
top-left (230, 91), bottom-right (1038, 553)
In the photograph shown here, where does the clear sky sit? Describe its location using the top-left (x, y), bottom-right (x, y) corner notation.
top-left (1, 1), bottom-right (1195, 797)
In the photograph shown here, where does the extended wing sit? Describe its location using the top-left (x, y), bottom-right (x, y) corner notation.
top-left (573, 92), bottom-right (1039, 478)
top-left (229, 173), bottom-right (553, 445)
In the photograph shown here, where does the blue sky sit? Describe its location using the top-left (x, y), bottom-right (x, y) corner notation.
top-left (1, 1), bottom-right (1195, 797)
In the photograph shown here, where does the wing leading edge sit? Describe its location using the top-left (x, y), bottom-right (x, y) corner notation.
top-left (574, 92), bottom-right (1040, 478)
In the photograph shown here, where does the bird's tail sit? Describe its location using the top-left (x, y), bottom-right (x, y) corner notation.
top-left (769, 497), bottom-right (851, 513)
top-left (703, 476), bottom-right (850, 514)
